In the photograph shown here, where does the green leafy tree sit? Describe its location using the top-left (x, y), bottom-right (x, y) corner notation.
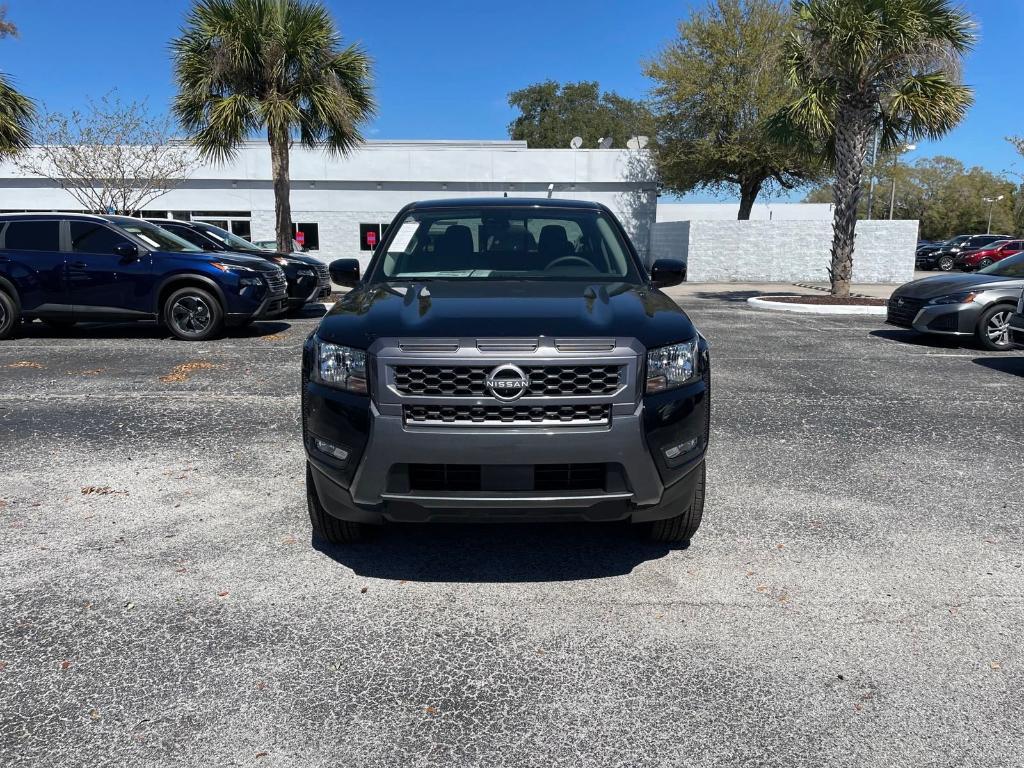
top-left (507, 80), bottom-right (653, 150)
top-left (0, 6), bottom-right (35, 158)
top-left (770, 0), bottom-right (975, 296)
top-left (172, 0), bottom-right (375, 253)
top-left (645, 0), bottom-right (820, 219)
top-left (806, 155), bottom-right (1018, 239)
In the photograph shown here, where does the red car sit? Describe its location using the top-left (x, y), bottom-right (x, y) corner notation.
top-left (956, 239), bottom-right (1024, 271)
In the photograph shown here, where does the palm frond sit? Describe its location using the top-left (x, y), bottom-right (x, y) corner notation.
top-left (0, 73), bottom-right (35, 157)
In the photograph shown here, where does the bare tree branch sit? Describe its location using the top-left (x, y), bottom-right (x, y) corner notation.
top-left (14, 91), bottom-right (196, 214)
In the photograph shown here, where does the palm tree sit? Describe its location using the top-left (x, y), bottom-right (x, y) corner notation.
top-left (172, 0), bottom-right (375, 253)
top-left (771, 0), bottom-right (974, 297)
top-left (0, 9), bottom-right (35, 158)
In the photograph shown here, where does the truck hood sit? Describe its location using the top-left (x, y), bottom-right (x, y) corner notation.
top-left (316, 281), bottom-right (698, 349)
top-left (893, 273), bottom-right (1019, 299)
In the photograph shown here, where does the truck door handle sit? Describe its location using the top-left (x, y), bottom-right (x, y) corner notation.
top-left (71, 261), bottom-right (88, 269)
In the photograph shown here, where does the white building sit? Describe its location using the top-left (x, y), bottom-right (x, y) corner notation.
top-left (0, 140), bottom-right (658, 269)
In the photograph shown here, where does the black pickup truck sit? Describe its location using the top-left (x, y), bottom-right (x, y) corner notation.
top-left (301, 199), bottom-right (710, 545)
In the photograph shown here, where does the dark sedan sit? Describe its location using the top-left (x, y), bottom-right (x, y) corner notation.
top-left (887, 253), bottom-right (1024, 350)
top-left (147, 219), bottom-right (331, 311)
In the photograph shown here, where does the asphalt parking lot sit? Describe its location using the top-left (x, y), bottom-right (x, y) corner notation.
top-left (2, 295), bottom-right (1022, 768)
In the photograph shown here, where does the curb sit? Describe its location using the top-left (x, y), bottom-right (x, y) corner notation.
top-left (747, 296), bottom-right (888, 315)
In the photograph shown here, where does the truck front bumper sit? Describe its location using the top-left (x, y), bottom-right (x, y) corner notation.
top-left (307, 400), bottom-right (706, 525)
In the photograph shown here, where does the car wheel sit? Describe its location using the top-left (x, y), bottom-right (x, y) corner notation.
top-left (648, 461), bottom-right (705, 544)
top-left (0, 290), bottom-right (18, 340)
top-left (307, 463), bottom-right (364, 544)
top-left (163, 287), bottom-right (224, 341)
top-left (937, 256), bottom-right (955, 271)
top-left (976, 304), bottom-right (1014, 351)
top-left (978, 258), bottom-right (993, 269)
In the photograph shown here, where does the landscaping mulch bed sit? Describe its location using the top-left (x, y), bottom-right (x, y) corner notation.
top-left (759, 295), bottom-right (888, 306)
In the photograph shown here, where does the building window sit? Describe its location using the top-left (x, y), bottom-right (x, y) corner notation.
top-left (359, 223), bottom-right (381, 251)
top-left (292, 222), bottom-right (319, 250)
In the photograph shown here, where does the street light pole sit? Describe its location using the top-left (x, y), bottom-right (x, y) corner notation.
top-left (982, 195), bottom-right (1004, 234)
top-left (889, 143), bottom-right (916, 220)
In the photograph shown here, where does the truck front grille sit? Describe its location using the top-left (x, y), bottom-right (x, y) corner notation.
top-left (404, 403), bottom-right (609, 426)
top-left (393, 365), bottom-right (621, 397)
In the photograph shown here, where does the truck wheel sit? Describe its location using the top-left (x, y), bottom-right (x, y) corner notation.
top-left (648, 461), bottom-right (705, 544)
top-left (307, 463), bottom-right (363, 544)
top-left (0, 290), bottom-right (18, 340)
top-left (163, 286), bottom-right (223, 341)
top-left (975, 304), bottom-right (1013, 351)
top-left (937, 256), bottom-right (954, 271)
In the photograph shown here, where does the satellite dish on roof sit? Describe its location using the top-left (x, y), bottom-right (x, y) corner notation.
top-left (626, 135), bottom-right (649, 150)
top-left (598, 137), bottom-right (614, 149)
top-left (569, 136), bottom-right (583, 150)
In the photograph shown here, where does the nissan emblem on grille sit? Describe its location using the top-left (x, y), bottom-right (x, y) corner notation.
top-left (485, 364), bottom-right (531, 401)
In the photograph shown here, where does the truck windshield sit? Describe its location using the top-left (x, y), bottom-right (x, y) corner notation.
top-left (370, 208), bottom-right (641, 282)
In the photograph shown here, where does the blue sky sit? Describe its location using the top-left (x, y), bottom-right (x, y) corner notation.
top-left (4, 0), bottom-right (1022, 201)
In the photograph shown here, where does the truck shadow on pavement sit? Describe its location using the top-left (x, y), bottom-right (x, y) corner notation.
top-left (973, 357), bottom-right (1024, 377)
top-left (314, 523), bottom-right (679, 582)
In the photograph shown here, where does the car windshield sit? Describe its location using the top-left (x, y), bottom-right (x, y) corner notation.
top-left (370, 207), bottom-right (641, 282)
top-left (197, 223), bottom-right (263, 252)
top-left (978, 252), bottom-right (1024, 277)
top-left (117, 222), bottom-right (202, 252)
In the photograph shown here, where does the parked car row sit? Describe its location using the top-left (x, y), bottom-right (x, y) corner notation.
top-left (0, 213), bottom-right (333, 342)
top-left (915, 233), bottom-right (1020, 272)
top-left (888, 251), bottom-right (1024, 350)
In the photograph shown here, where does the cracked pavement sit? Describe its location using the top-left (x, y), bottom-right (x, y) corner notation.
top-left (1, 297), bottom-right (1022, 767)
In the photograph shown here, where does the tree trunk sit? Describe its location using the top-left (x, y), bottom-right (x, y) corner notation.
top-left (269, 124), bottom-right (292, 254)
top-left (829, 102), bottom-right (874, 297)
top-left (737, 177), bottom-right (763, 220)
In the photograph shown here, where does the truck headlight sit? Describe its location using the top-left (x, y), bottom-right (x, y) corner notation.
top-left (646, 340), bottom-right (698, 393)
top-left (314, 339), bottom-right (368, 393)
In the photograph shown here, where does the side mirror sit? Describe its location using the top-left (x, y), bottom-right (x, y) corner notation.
top-left (329, 258), bottom-right (361, 287)
top-left (650, 259), bottom-right (686, 288)
top-left (114, 242), bottom-right (139, 260)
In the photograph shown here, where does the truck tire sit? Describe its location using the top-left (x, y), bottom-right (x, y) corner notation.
top-left (0, 290), bottom-right (18, 340)
top-left (163, 286), bottom-right (224, 341)
top-left (306, 463), bottom-right (364, 544)
top-left (648, 461), bottom-right (705, 544)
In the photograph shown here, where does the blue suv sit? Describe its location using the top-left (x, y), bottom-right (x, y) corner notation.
top-left (0, 213), bottom-right (288, 341)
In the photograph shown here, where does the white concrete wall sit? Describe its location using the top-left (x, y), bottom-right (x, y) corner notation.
top-left (649, 219), bottom-right (919, 283)
top-left (657, 202), bottom-right (834, 222)
top-left (0, 140), bottom-right (658, 268)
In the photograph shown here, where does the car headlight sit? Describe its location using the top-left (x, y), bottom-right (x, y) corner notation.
top-left (646, 340), bottom-right (699, 393)
top-left (211, 262), bottom-right (256, 274)
top-left (929, 292), bottom-right (978, 305)
top-left (314, 339), bottom-right (368, 393)
top-left (297, 268), bottom-right (316, 277)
